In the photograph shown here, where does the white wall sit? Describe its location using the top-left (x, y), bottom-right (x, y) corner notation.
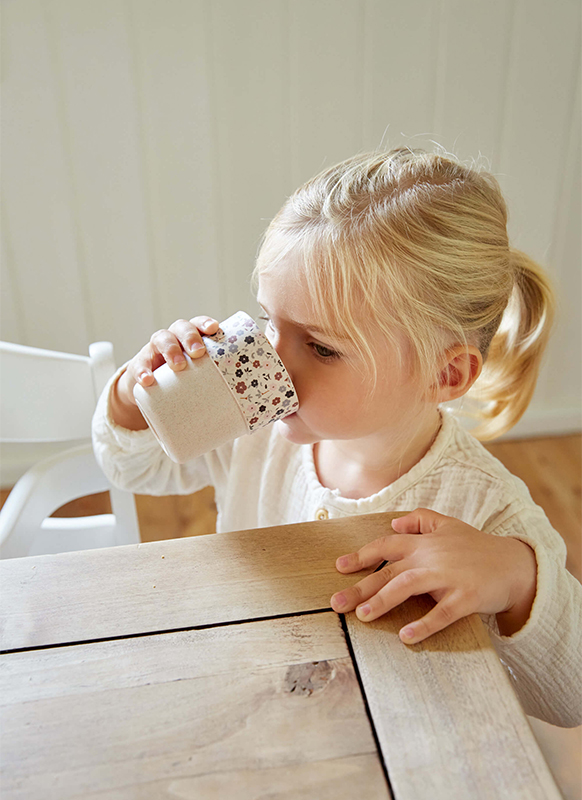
top-left (2, 0), bottom-right (581, 445)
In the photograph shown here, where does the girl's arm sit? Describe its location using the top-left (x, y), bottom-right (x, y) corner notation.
top-left (331, 507), bottom-right (582, 727)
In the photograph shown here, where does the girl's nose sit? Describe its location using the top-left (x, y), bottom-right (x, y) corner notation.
top-left (266, 329), bottom-right (296, 385)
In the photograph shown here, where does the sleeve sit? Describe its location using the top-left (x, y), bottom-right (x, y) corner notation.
top-left (91, 365), bottom-right (219, 496)
top-left (480, 506), bottom-right (582, 728)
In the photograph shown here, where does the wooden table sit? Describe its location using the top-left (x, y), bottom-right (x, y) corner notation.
top-left (0, 513), bottom-right (560, 799)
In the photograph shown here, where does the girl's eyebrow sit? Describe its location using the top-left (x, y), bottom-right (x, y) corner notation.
top-left (257, 299), bottom-right (349, 341)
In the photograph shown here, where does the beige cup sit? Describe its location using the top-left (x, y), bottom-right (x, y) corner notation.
top-left (133, 311), bottom-right (299, 463)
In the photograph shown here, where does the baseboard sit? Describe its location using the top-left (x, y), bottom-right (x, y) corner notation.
top-left (498, 408), bottom-right (581, 440)
top-left (455, 405), bottom-right (581, 441)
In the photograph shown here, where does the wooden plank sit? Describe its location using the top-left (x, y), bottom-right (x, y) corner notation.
top-left (345, 598), bottom-right (561, 800)
top-left (0, 613), bottom-right (390, 800)
top-left (485, 435), bottom-right (581, 579)
top-left (0, 513), bottom-right (406, 650)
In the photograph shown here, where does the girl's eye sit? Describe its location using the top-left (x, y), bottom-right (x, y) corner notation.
top-left (310, 342), bottom-right (340, 361)
top-left (259, 315), bottom-right (340, 362)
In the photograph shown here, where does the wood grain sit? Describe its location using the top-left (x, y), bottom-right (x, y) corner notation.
top-left (484, 435), bottom-right (581, 579)
top-left (0, 513), bottom-right (407, 651)
top-left (345, 600), bottom-right (560, 800)
top-left (0, 512), bottom-right (561, 799)
top-left (0, 613), bottom-right (389, 800)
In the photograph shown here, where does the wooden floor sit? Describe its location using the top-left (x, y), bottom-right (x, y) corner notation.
top-left (1, 433), bottom-right (580, 800)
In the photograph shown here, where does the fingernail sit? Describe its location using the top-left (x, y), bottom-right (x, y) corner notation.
top-left (189, 343), bottom-right (205, 357)
top-left (337, 556), bottom-right (349, 569)
top-left (358, 604), bottom-right (371, 617)
top-left (202, 318), bottom-right (214, 329)
top-left (139, 371), bottom-right (150, 382)
top-left (172, 355), bottom-right (185, 364)
top-left (400, 626), bottom-right (415, 640)
top-left (333, 593), bottom-right (346, 608)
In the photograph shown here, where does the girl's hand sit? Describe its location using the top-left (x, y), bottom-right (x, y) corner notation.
top-left (330, 508), bottom-right (538, 644)
top-left (111, 316), bottom-right (219, 430)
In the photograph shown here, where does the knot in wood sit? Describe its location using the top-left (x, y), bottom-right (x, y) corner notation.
top-left (283, 660), bottom-right (333, 696)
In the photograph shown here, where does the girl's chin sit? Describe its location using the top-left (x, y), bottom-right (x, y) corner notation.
top-left (274, 415), bottom-right (319, 445)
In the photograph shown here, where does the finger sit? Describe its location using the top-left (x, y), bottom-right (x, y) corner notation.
top-left (331, 561), bottom-right (405, 612)
top-left (398, 591), bottom-right (467, 644)
top-left (168, 319), bottom-right (208, 359)
top-left (128, 343), bottom-right (164, 387)
top-left (335, 534), bottom-right (411, 573)
top-left (190, 316), bottom-right (219, 335)
top-left (390, 507), bottom-right (451, 535)
top-left (149, 329), bottom-right (189, 371)
top-left (353, 567), bottom-right (435, 622)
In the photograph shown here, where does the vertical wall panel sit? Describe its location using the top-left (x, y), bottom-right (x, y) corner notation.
top-left (497, 0), bottom-right (579, 261)
top-left (541, 63), bottom-right (581, 409)
top-left (496, 0), bottom-right (580, 415)
top-left (129, 0), bottom-right (223, 326)
top-left (0, 224), bottom-right (25, 344)
top-left (209, 0), bottom-right (290, 315)
top-left (362, 0), bottom-right (442, 152)
top-left (1, 0), bottom-right (90, 352)
top-left (435, 0), bottom-right (513, 164)
top-left (47, 0), bottom-right (155, 363)
top-left (289, 0), bottom-right (365, 185)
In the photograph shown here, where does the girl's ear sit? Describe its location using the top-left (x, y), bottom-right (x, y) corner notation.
top-left (428, 345), bottom-right (483, 402)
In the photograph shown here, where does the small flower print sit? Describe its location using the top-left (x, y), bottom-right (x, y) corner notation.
top-left (272, 397), bottom-right (281, 406)
top-left (217, 347), bottom-right (225, 356)
top-left (240, 354), bottom-right (249, 364)
top-left (235, 369), bottom-right (243, 378)
top-left (236, 381), bottom-right (247, 394)
top-left (256, 347), bottom-right (264, 356)
top-left (285, 390), bottom-right (294, 398)
top-left (251, 379), bottom-right (259, 387)
top-left (249, 416), bottom-right (259, 425)
top-left (274, 372), bottom-right (282, 381)
top-left (244, 335), bottom-right (255, 344)
top-left (253, 360), bottom-right (261, 368)
top-left (229, 335), bottom-right (237, 343)
top-left (259, 405), bottom-right (266, 412)
top-left (229, 344), bottom-right (238, 353)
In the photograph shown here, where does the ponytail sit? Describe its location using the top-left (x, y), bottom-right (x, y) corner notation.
top-left (467, 249), bottom-right (556, 440)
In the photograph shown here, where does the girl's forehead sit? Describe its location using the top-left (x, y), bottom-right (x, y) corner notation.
top-left (256, 263), bottom-right (313, 316)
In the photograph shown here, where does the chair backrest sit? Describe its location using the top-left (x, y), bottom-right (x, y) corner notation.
top-left (0, 341), bottom-right (116, 443)
top-left (0, 340), bottom-right (141, 558)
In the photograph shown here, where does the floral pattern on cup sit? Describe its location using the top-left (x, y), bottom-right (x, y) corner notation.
top-left (203, 311), bottom-right (299, 432)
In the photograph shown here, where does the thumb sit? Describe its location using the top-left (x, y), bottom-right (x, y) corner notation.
top-left (391, 507), bottom-right (450, 535)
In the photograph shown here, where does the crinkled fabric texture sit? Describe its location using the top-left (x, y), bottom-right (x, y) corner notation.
top-left (93, 365), bottom-right (582, 727)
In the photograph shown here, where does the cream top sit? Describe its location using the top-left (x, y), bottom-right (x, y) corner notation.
top-left (93, 366), bottom-right (582, 727)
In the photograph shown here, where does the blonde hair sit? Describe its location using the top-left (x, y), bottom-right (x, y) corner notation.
top-left (252, 148), bottom-right (555, 440)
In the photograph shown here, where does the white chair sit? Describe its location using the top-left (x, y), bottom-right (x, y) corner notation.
top-left (0, 341), bottom-right (140, 559)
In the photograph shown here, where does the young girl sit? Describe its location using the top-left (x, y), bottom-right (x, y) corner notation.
top-left (93, 147), bottom-right (581, 728)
